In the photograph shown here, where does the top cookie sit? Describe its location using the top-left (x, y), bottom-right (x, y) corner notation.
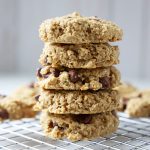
top-left (39, 12), bottom-right (123, 44)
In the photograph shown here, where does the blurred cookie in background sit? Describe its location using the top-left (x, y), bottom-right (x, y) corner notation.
top-left (0, 82), bottom-right (39, 122)
top-left (115, 82), bottom-right (138, 111)
top-left (125, 89), bottom-right (150, 117)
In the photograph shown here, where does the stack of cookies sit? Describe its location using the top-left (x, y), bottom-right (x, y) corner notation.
top-left (35, 12), bottom-right (123, 141)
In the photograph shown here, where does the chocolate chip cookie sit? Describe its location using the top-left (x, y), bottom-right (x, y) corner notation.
top-left (40, 110), bottom-right (119, 141)
top-left (39, 43), bottom-right (119, 68)
top-left (125, 89), bottom-right (150, 117)
top-left (115, 82), bottom-right (137, 97)
top-left (39, 12), bottom-right (123, 44)
top-left (115, 82), bottom-right (138, 111)
top-left (34, 90), bottom-right (119, 114)
top-left (37, 66), bottom-right (120, 91)
top-left (0, 83), bottom-right (39, 122)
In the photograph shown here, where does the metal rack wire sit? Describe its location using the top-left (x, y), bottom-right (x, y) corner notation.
top-left (0, 112), bottom-right (150, 150)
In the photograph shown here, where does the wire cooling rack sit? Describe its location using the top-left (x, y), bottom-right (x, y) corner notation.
top-left (0, 113), bottom-right (150, 150)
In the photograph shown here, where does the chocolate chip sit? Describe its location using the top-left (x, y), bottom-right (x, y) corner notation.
top-left (35, 95), bottom-right (40, 101)
top-left (86, 89), bottom-right (96, 93)
top-left (122, 97), bottom-right (129, 110)
top-left (86, 28), bottom-right (91, 33)
top-left (68, 70), bottom-right (80, 83)
top-left (49, 121), bottom-right (54, 128)
top-left (82, 77), bottom-right (89, 84)
top-left (0, 109), bottom-right (9, 119)
top-left (72, 48), bottom-right (79, 56)
top-left (59, 28), bottom-right (63, 35)
top-left (59, 126), bottom-right (65, 131)
top-left (49, 122), bottom-right (64, 131)
top-left (44, 56), bottom-right (51, 65)
top-left (36, 68), bottom-right (42, 78)
top-left (28, 82), bottom-right (34, 88)
top-left (99, 77), bottom-right (110, 89)
top-left (138, 93), bottom-right (142, 98)
top-left (53, 69), bottom-right (60, 77)
top-left (123, 104), bottom-right (126, 110)
top-left (82, 80), bottom-right (86, 84)
top-left (37, 67), bottom-right (51, 78)
top-left (111, 110), bottom-right (117, 117)
top-left (72, 114), bottom-right (92, 124)
top-left (54, 122), bottom-right (64, 130)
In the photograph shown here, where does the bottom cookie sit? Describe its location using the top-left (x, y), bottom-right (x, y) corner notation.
top-left (40, 110), bottom-right (119, 141)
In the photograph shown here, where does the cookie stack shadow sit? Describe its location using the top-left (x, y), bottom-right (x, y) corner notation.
top-left (35, 12), bottom-right (123, 141)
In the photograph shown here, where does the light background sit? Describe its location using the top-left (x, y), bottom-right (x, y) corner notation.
top-left (0, 0), bottom-right (150, 81)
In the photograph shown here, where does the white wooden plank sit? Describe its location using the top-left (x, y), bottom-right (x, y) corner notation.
top-left (0, 0), bottom-right (18, 72)
top-left (2, 0), bottom-right (147, 80)
top-left (144, 0), bottom-right (150, 79)
top-left (112, 0), bottom-right (144, 79)
top-left (17, 0), bottom-right (83, 74)
top-left (132, 0), bottom-right (149, 79)
top-left (80, 0), bottom-right (110, 19)
top-left (17, 0), bottom-right (110, 73)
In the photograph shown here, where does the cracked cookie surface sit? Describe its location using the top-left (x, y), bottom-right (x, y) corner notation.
top-left (39, 43), bottom-right (119, 68)
top-left (39, 12), bottom-right (123, 44)
top-left (34, 90), bottom-right (119, 114)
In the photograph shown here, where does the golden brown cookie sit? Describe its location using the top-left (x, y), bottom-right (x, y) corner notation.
top-left (125, 89), bottom-right (150, 117)
top-left (37, 66), bottom-right (120, 91)
top-left (40, 110), bottom-right (119, 141)
top-left (115, 82), bottom-right (138, 111)
top-left (34, 90), bottom-right (119, 114)
top-left (39, 12), bottom-right (123, 44)
top-left (39, 43), bottom-right (119, 68)
top-left (0, 83), bottom-right (39, 122)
